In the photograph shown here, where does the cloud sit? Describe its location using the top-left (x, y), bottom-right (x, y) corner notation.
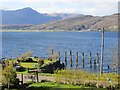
top-left (36, 7), bottom-right (76, 13)
top-left (77, 2), bottom-right (118, 16)
top-left (80, 8), bottom-right (96, 15)
top-left (0, 0), bottom-right (118, 16)
top-left (1, 0), bottom-right (119, 3)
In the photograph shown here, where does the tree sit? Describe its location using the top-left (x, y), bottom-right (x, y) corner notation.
top-left (20, 54), bottom-right (25, 61)
top-left (2, 64), bottom-right (17, 88)
top-left (25, 51), bottom-right (32, 58)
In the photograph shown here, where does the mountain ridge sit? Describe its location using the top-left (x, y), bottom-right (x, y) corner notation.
top-left (0, 7), bottom-right (118, 31)
top-left (24, 13), bottom-right (118, 31)
top-left (1, 7), bottom-right (61, 24)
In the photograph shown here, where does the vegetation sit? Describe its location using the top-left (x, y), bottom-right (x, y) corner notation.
top-left (1, 61), bottom-right (19, 88)
top-left (54, 69), bottom-right (119, 88)
top-left (28, 82), bottom-right (94, 89)
top-left (1, 51), bottom-right (119, 89)
top-left (1, 51), bottom-right (59, 74)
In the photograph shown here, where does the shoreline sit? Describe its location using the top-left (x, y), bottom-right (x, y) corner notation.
top-left (0, 29), bottom-right (118, 32)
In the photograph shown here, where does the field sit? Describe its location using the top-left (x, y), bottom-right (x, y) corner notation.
top-left (27, 82), bottom-right (106, 90)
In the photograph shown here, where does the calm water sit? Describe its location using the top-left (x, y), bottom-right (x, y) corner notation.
top-left (2, 32), bottom-right (118, 71)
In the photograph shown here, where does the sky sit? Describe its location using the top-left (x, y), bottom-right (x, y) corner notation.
top-left (0, 0), bottom-right (119, 16)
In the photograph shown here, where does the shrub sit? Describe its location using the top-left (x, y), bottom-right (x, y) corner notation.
top-left (20, 54), bottom-right (26, 61)
top-left (41, 79), bottom-right (50, 82)
top-left (24, 58), bottom-right (33, 62)
top-left (25, 51), bottom-right (32, 58)
top-left (38, 59), bottom-right (44, 67)
top-left (2, 64), bottom-right (18, 87)
top-left (14, 66), bottom-right (25, 72)
top-left (54, 69), bottom-right (118, 88)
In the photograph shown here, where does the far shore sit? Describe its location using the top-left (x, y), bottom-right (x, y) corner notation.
top-left (0, 29), bottom-right (118, 32)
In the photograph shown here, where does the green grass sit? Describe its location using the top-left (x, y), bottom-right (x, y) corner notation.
top-left (16, 59), bottom-right (57, 75)
top-left (28, 82), bottom-right (90, 88)
top-left (20, 62), bottom-right (38, 68)
top-left (38, 73), bottom-right (55, 76)
top-left (19, 59), bottom-right (56, 69)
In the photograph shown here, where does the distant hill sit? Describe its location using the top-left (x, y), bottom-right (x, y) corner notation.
top-left (25, 14), bottom-right (118, 31)
top-left (1, 24), bottom-right (33, 30)
top-left (0, 7), bottom-right (84, 29)
top-left (1, 7), bottom-right (61, 24)
top-left (45, 13), bottom-right (83, 19)
top-left (0, 7), bottom-right (118, 31)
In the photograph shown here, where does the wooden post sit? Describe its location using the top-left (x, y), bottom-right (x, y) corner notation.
top-left (89, 52), bottom-right (92, 68)
top-left (62, 62), bottom-right (65, 69)
top-left (100, 28), bottom-right (104, 76)
top-left (51, 49), bottom-right (53, 55)
top-left (64, 52), bottom-right (67, 67)
top-left (21, 73), bottom-right (23, 84)
top-left (82, 52), bottom-right (84, 68)
top-left (36, 71), bottom-right (39, 82)
top-left (58, 51), bottom-right (60, 62)
top-left (76, 52), bottom-right (78, 68)
top-left (27, 68), bottom-right (29, 73)
top-left (96, 53), bottom-right (99, 64)
top-left (70, 50), bottom-right (72, 68)
top-left (94, 59), bottom-right (96, 69)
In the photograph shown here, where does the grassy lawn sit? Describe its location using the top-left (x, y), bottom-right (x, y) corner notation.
top-left (19, 59), bottom-right (56, 69)
top-left (29, 82), bottom-right (89, 88)
top-left (20, 62), bottom-right (38, 68)
top-left (2, 81), bottom-right (107, 90)
top-left (38, 73), bottom-right (55, 76)
top-left (16, 59), bottom-right (57, 75)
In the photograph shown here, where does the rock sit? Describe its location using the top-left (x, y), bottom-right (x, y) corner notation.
top-left (40, 60), bottom-right (65, 73)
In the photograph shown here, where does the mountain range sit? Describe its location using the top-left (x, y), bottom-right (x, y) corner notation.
top-left (1, 7), bottom-right (61, 24)
top-left (24, 14), bottom-right (118, 31)
top-left (0, 7), bottom-right (118, 31)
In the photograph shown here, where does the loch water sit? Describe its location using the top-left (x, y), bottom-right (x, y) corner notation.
top-left (2, 31), bottom-right (118, 72)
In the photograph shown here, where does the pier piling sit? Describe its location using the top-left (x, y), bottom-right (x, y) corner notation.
top-left (64, 52), bottom-right (67, 67)
top-left (76, 52), bottom-right (78, 68)
top-left (82, 52), bottom-right (84, 68)
top-left (89, 52), bottom-right (92, 68)
top-left (58, 51), bottom-right (60, 62)
top-left (70, 50), bottom-right (72, 68)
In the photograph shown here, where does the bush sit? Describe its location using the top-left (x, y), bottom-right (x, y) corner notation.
top-left (41, 79), bottom-right (50, 82)
top-left (20, 54), bottom-right (26, 61)
top-left (25, 58), bottom-right (33, 62)
top-left (14, 66), bottom-right (26, 72)
top-left (25, 51), bottom-right (32, 58)
top-left (38, 59), bottom-right (44, 67)
top-left (13, 78), bottom-right (19, 86)
top-left (2, 64), bottom-right (17, 87)
top-left (54, 69), bottom-right (119, 88)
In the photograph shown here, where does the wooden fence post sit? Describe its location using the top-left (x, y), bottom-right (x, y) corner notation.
top-left (76, 52), bottom-right (78, 68)
top-left (21, 73), bottom-right (23, 84)
top-left (36, 71), bottom-right (39, 82)
top-left (27, 68), bottom-right (29, 73)
top-left (70, 50), bottom-right (72, 68)
top-left (64, 52), bottom-right (67, 67)
top-left (89, 52), bottom-right (92, 68)
top-left (82, 52), bottom-right (84, 68)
